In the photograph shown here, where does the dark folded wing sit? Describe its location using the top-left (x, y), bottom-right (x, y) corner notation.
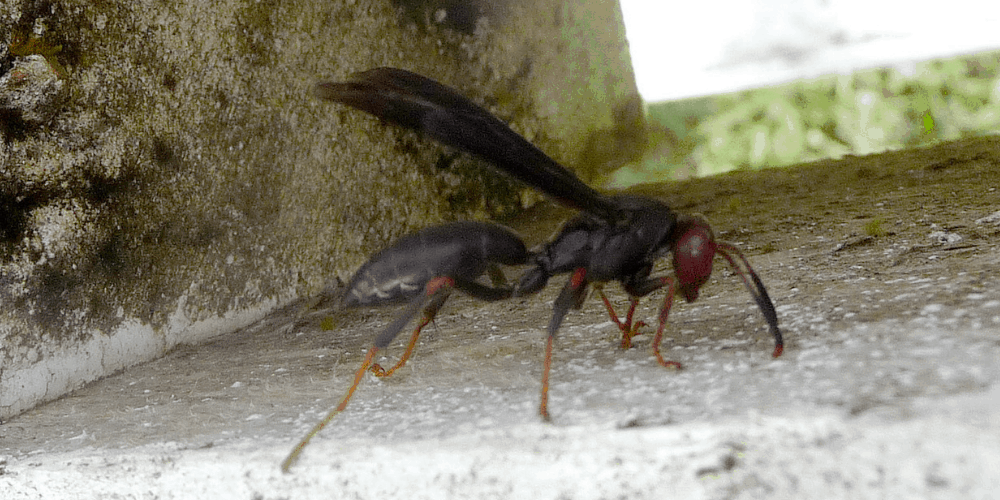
top-left (314, 67), bottom-right (622, 221)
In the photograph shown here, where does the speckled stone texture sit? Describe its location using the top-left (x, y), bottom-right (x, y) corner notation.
top-left (0, 0), bottom-right (642, 419)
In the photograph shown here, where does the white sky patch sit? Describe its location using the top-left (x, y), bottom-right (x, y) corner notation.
top-left (620, 0), bottom-right (1000, 102)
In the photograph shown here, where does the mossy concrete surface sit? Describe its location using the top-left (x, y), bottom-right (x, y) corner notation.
top-left (0, 0), bottom-right (642, 420)
top-left (1, 136), bottom-right (998, 498)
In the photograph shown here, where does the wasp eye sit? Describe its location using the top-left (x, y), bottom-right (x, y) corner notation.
top-left (673, 226), bottom-right (716, 302)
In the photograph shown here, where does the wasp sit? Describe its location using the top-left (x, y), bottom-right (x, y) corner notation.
top-left (281, 68), bottom-right (782, 472)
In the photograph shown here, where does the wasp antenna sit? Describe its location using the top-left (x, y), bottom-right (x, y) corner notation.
top-left (715, 242), bottom-right (783, 358)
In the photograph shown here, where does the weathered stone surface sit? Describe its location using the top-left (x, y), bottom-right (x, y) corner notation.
top-left (0, 0), bottom-right (641, 419)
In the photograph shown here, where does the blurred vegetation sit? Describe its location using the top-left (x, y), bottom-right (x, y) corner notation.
top-left (604, 50), bottom-right (1000, 187)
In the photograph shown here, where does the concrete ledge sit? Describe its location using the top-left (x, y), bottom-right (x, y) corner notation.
top-left (3, 137), bottom-right (1000, 497)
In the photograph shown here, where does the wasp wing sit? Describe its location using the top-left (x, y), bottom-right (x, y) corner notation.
top-left (315, 67), bottom-right (622, 221)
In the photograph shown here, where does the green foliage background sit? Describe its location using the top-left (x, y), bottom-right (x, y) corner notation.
top-left (606, 50), bottom-right (1000, 187)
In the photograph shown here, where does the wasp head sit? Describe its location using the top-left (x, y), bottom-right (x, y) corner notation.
top-left (672, 216), bottom-right (717, 303)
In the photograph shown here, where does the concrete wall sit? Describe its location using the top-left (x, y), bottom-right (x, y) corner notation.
top-left (0, 0), bottom-right (642, 420)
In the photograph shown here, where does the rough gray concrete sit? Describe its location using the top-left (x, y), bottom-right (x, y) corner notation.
top-left (0, 0), bottom-right (642, 420)
top-left (2, 137), bottom-right (999, 498)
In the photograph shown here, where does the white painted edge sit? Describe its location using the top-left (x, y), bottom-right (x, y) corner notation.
top-left (0, 291), bottom-right (297, 420)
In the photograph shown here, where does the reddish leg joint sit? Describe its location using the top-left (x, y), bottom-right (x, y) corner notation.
top-left (426, 276), bottom-right (455, 294)
top-left (369, 320), bottom-right (427, 378)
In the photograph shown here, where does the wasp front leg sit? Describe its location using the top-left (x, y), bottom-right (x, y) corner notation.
top-left (595, 288), bottom-right (646, 349)
top-left (619, 275), bottom-right (682, 369)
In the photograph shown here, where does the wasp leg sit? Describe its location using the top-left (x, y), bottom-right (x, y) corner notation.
top-left (370, 276), bottom-right (517, 378)
top-left (649, 277), bottom-right (683, 370)
top-left (596, 289), bottom-right (648, 349)
top-left (281, 346), bottom-right (380, 473)
top-left (617, 275), bottom-right (683, 368)
top-left (369, 277), bottom-right (454, 378)
top-left (539, 268), bottom-right (588, 422)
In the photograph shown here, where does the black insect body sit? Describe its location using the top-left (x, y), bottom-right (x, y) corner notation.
top-left (281, 221), bottom-right (528, 472)
top-left (344, 220), bottom-right (527, 308)
top-left (513, 196), bottom-right (781, 418)
top-left (283, 67), bottom-right (784, 471)
top-left (313, 66), bottom-right (782, 407)
top-left (344, 221), bottom-right (527, 376)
